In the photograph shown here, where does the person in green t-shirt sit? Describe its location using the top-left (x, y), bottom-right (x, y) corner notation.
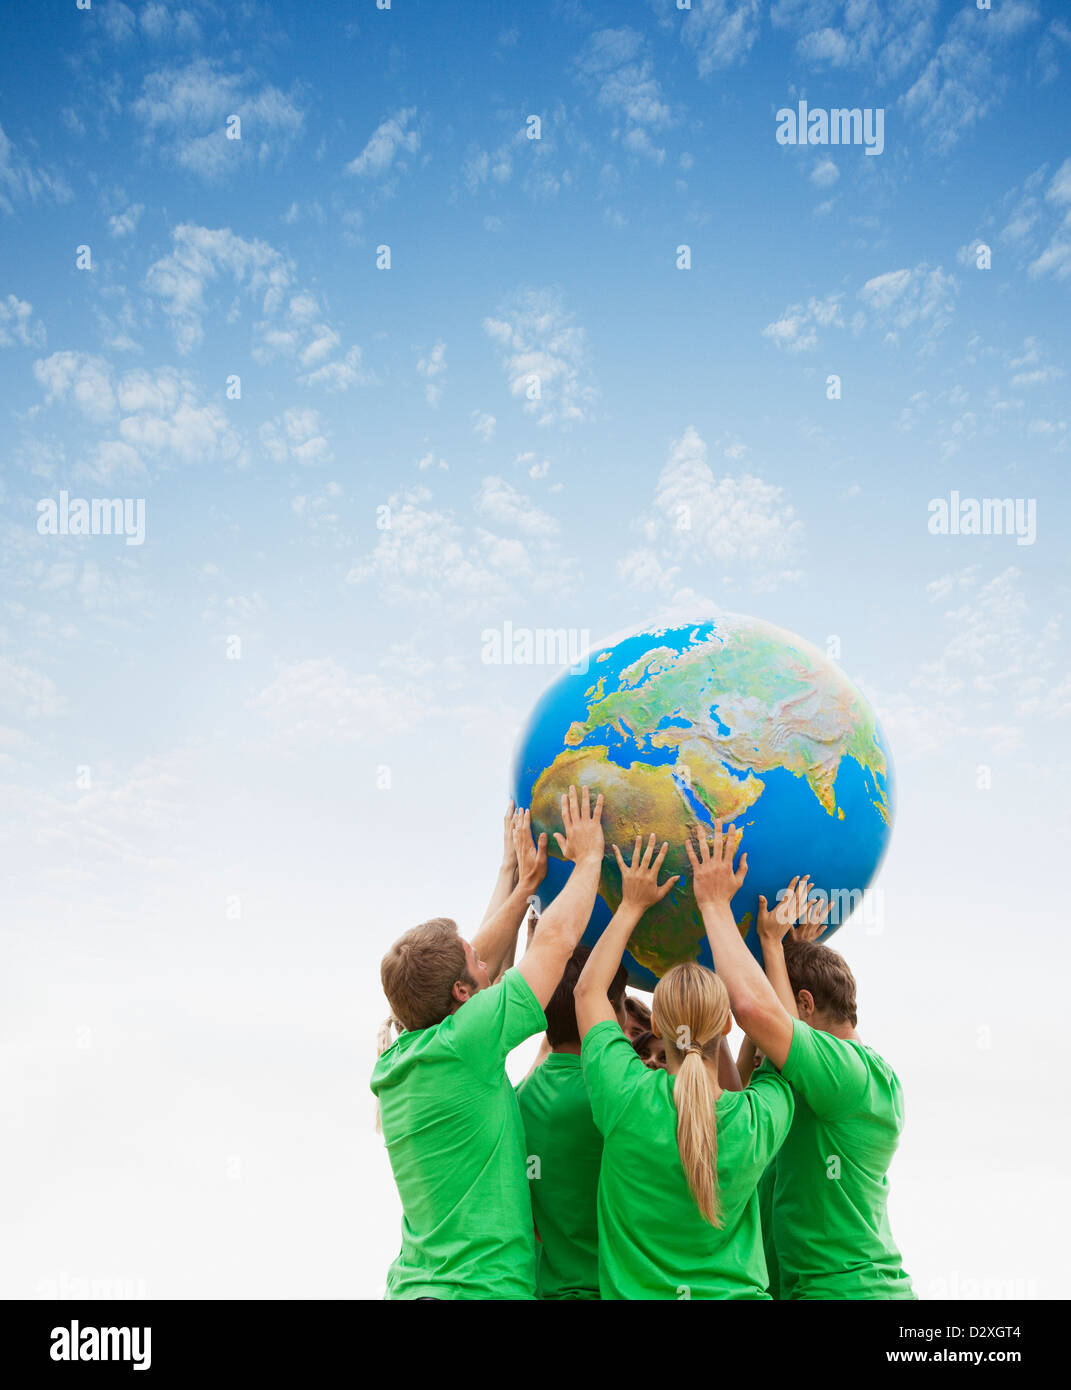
top-left (687, 820), bottom-right (915, 1301)
top-left (737, 1038), bottom-right (782, 1300)
top-left (370, 786), bottom-right (607, 1300)
top-left (573, 833), bottom-right (796, 1300)
top-left (514, 944), bottom-right (629, 1300)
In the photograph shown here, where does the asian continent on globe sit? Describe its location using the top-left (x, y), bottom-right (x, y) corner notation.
top-left (511, 615), bottom-right (894, 991)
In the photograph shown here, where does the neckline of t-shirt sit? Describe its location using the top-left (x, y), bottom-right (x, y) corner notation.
top-left (544, 1051), bottom-right (582, 1066)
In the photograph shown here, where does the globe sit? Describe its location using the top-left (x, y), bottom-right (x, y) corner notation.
top-left (511, 615), bottom-right (894, 990)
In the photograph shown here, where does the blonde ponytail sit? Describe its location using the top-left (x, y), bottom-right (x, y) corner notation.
top-left (651, 963), bottom-right (731, 1227)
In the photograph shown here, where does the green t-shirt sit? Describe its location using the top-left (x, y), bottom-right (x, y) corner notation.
top-left (581, 1020), bottom-right (795, 1300)
top-left (369, 967), bottom-right (546, 1300)
top-left (769, 1018), bottom-right (915, 1301)
top-left (515, 1052), bottom-right (602, 1300)
top-left (757, 1161), bottom-right (781, 1300)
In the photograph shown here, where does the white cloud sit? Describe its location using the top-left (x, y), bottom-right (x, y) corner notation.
top-left (474, 477), bottom-right (559, 538)
top-left (857, 265), bottom-right (957, 349)
top-left (810, 158), bottom-right (839, 188)
top-left (0, 123), bottom-right (72, 214)
top-left (33, 356), bottom-right (248, 480)
top-left (675, 0), bottom-right (764, 75)
top-left (900, 2), bottom-right (1041, 153)
top-left (108, 204), bottom-right (144, 238)
top-left (0, 294), bottom-right (45, 349)
top-left (346, 108), bottom-right (420, 178)
top-left (347, 479), bottom-right (575, 608)
top-left (771, 0), bottom-right (935, 80)
top-left (574, 27), bottom-right (672, 162)
top-left (483, 287), bottom-right (595, 427)
top-left (346, 490), bottom-right (513, 607)
top-left (878, 567), bottom-right (1068, 760)
top-left (299, 345), bottom-right (368, 392)
top-left (472, 411), bottom-right (496, 442)
top-left (764, 264), bottom-right (957, 356)
top-left (132, 58), bottom-right (304, 181)
top-left (0, 656), bottom-right (67, 718)
top-left (145, 223), bottom-right (291, 355)
top-left (622, 426), bottom-right (804, 594)
top-left (260, 408), bottom-right (332, 467)
top-left (463, 142), bottom-right (514, 192)
top-left (33, 352), bottom-right (117, 424)
top-left (145, 225), bottom-right (368, 390)
top-left (417, 340), bottom-right (446, 406)
top-left (762, 294), bottom-right (844, 352)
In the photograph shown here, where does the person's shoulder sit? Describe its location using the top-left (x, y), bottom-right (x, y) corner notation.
top-left (580, 1018), bottom-right (630, 1058)
top-left (498, 965), bottom-right (542, 1006)
top-left (724, 1066), bottom-right (793, 1117)
top-left (786, 1017), bottom-right (857, 1064)
top-left (369, 1025), bottom-right (444, 1089)
top-left (855, 1041), bottom-right (906, 1098)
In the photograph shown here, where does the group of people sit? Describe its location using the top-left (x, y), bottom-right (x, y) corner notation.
top-left (371, 786), bottom-right (914, 1300)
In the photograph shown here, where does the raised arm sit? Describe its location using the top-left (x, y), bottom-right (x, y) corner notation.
top-left (517, 786), bottom-right (605, 1009)
top-left (757, 877), bottom-right (829, 1016)
top-left (736, 1036), bottom-right (759, 1087)
top-left (471, 808), bottom-right (547, 982)
top-left (686, 820), bottom-right (794, 1070)
top-left (574, 834), bottom-right (678, 1040)
top-left (718, 1036), bottom-right (743, 1091)
top-left (479, 800), bottom-right (520, 930)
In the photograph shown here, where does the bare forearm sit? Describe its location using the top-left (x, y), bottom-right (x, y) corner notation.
top-left (737, 1036), bottom-right (757, 1086)
top-left (479, 863), bottom-right (517, 930)
top-left (759, 934), bottom-right (799, 1019)
top-left (493, 924), bottom-right (522, 983)
top-left (575, 904), bottom-right (641, 999)
top-left (700, 900), bottom-right (793, 1066)
top-left (518, 855), bottom-right (604, 1006)
top-left (718, 1036), bottom-right (742, 1091)
top-left (473, 883), bottom-right (534, 979)
top-left (700, 901), bottom-right (780, 1012)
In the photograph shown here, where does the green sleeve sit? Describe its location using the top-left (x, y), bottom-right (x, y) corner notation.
top-left (743, 1066), bottom-right (796, 1163)
top-left (448, 967), bottom-right (547, 1083)
top-left (581, 1020), bottom-right (650, 1137)
top-left (780, 1018), bottom-right (869, 1119)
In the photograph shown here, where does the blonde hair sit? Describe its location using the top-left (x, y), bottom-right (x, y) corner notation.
top-left (651, 962), bottom-right (731, 1227)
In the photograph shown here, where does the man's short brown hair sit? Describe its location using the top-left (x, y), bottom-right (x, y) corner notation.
top-left (380, 917), bottom-right (475, 1032)
top-left (544, 945), bottom-right (628, 1046)
top-left (783, 938), bottom-right (858, 1027)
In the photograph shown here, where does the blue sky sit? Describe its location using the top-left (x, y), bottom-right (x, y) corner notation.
top-left (1, 0), bottom-right (1069, 1298)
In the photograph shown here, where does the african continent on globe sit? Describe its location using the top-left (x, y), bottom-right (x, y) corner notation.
top-left (511, 615), bottom-right (893, 990)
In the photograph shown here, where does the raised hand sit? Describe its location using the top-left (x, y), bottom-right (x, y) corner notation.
top-left (757, 876), bottom-right (831, 943)
top-left (512, 808), bottom-right (548, 895)
top-left (793, 891), bottom-right (830, 942)
top-left (500, 798), bottom-right (518, 878)
top-left (613, 833), bottom-right (681, 914)
top-left (552, 784), bottom-right (605, 866)
top-left (685, 819), bottom-right (748, 910)
top-left (758, 875), bottom-right (811, 942)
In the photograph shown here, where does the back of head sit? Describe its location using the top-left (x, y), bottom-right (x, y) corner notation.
top-left (623, 994), bottom-right (652, 1029)
top-left (783, 938), bottom-right (858, 1027)
top-left (544, 944), bottom-right (628, 1047)
top-left (380, 917), bottom-right (470, 1033)
top-left (651, 962), bottom-right (730, 1227)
